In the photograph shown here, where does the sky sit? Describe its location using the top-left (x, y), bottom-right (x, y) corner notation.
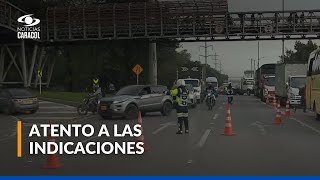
top-left (177, 0), bottom-right (320, 78)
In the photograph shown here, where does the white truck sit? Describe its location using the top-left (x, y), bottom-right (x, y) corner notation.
top-left (206, 77), bottom-right (219, 91)
top-left (241, 77), bottom-right (255, 95)
top-left (178, 78), bottom-right (202, 103)
top-left (275, 63), bottom-right (307, 105)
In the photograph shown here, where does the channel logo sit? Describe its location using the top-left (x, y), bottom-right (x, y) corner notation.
top-left (17, 14), bottom-right (40, 27)
top-left (17, 14), bottom-right (41, 40)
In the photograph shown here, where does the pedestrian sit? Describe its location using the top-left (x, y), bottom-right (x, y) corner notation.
top-left (170, 79), bottom-right (191, 134)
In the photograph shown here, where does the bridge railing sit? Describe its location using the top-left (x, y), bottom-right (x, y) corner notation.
top-left (0, 0), bottom-right (28, 31)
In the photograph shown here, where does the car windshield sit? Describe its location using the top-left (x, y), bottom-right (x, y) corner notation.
top-left (8, 89), bottom-right (33, 97)
top-left (116, 86), bottom-right (142, 96)
top-left (291, 77), bottom-right (306, 88)
top-left (265, 77), bottom-right (275, 86)
top-left (185, 84), bottom-right (193, 91)
top-left (244, 81), bottom-right (254, 85)
top-left (184, 80), bottom-right (199, 87)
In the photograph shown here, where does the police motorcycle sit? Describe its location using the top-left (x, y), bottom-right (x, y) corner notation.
top-left (77, 87), bottom-right (102, 115)
top-left (226, 88), bottom-right (234, 104)
top-left (205, 89), bottom-right (216, 110)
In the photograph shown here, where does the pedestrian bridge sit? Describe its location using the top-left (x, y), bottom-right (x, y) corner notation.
top-left (1, 0), bottom-right (320, 42)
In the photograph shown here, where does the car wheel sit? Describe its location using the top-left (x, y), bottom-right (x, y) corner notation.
top-left (125, 104), bottom-right (138, 120)
top-left (77, 104), bottom-right (88, 115)
top-left (161, 101), bottom-right (172, 116)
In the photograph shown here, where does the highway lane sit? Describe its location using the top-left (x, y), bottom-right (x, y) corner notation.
top-left (1, 96), bottom-right (320, 175)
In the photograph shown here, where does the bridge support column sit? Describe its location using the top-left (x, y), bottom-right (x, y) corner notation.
top-left (0, 46), bottom-right (4, 86)
top-left (20, 40), bottom-right (28, 87)
top-left (148, 42), bottom-right (157, 85)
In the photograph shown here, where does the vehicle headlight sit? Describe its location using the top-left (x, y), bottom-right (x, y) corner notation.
top-left (113, 99), bottom-right (128, 104)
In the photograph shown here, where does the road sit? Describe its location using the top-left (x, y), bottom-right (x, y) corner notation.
top-left (1, 96), bottom-right (320, 175)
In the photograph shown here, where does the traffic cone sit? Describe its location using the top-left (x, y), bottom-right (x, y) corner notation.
top-left (221, 104), bottom-right (235, 136)
top-left (43, 121), bottom-right (63, 169)
top-left (266, 94), bottom-right (270, 105)
top-left (272, 97), bottom-right (277, 110)
top-left (274, 100), bottom-right (282, 125)
top-left (285, 99), bottom-right (290, 117)
top-left (135, 111), bottom-right (150, 151)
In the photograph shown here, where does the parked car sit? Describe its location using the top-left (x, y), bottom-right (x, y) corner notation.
top-left (0, 88), bottom-right (39, 114)
top-left (98, 85), bottom-right (173, 119)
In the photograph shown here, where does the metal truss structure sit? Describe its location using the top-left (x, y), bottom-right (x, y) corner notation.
top-left (43, 1), bottom-right (320, 42)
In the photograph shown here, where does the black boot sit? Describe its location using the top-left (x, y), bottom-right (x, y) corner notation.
top-left (176, 130), bottom-right (183, 134)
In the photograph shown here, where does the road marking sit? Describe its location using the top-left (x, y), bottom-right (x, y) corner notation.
top-left (218, 106), bottom-right (223, 110)
top-left (210, 123), bottom-right (215, 125)
top-left (212, 114), bottom-right (219, 120)
top-left (18, 117), bottom-right (76, 120)
top-left (197, 129), bottom-right (211, 148)
top-left (290, 117), bottom-right (320, 135)
top-left (187, 160), bottom-right (193, 164)
top-left (36, 111), bottom-right (77, 114)
top-left (152, 122), bottom-right (175, 135)
top-left (40, 106), bottom-right (75, 109)
top-left (248, 121), bottom-right (267, 135)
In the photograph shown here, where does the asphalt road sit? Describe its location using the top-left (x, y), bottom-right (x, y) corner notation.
top-left (1, 96), bottom-right (320, 175)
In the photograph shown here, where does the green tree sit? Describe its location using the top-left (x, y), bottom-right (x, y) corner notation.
top-left (280, 40), bottom-right (318, 64)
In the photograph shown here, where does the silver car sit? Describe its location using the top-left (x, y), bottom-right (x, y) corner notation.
top-left (98, 85), bottom-right (173, 119)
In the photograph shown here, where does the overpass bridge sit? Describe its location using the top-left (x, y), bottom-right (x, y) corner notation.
top-left (0, 0), bottom-right (320, 87)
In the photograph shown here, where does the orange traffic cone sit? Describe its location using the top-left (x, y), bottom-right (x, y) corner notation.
top-left (43, 122), bottom-right (63, 169)
top-left (266, 94), bottom-right (270, 105)
top-left (285, 99), bottom-right (290, 117)
top-left (221, 104), bottom-right (235, 136)
top-left (274, 100), bottom-right (282, 125)
top-left (272, 97), bottom-right (277, 110)
top-left (135, 111), bottom-right (150, 151)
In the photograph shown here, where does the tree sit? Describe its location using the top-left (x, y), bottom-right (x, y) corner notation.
top-left (280, 40), bottom-right (318, 64)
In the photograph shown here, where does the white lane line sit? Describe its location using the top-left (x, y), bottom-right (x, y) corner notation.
top-left (197, 129), bottom-right (211, 148)
top-left (40, 106), bottom-right (75, 109)
top-left (18, 117), bottom-right (75, 120)
top-left (218, 106), bottom-right (223, 110)
top-left (290, 117), bottom-right (320, 135)
top-left (36, 111), bottom-right (77, 114)
top-left (152, 122), bottom-right (175, 135)
top-left (212, 114), bottom-right (219, 120)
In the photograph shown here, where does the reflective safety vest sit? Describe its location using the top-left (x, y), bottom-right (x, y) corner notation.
top-left (93, 78), bottom-right (99, 86)
top-left (170, 86), bottom-right (190, 107)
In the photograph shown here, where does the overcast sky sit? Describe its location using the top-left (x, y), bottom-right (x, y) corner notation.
top-left (177, 0), bottom-right (320, 78)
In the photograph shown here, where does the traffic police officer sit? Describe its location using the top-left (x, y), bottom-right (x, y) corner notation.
top-left (92, 77), bottom-right (99, 91)
top-left (171, 79), bottom-right (191, 134)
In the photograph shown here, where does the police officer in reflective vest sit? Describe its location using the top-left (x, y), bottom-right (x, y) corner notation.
top-left (171, 79), bottom-right (191, 134)
top-left (92, 77), bottom-right (99, 91)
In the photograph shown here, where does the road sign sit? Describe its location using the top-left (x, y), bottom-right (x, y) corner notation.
top-left (191, 67), bottom-right (199, 72)
top-left (181, 67), bottom-right (188, 72)
top-left (132, 64), bottom-right (143, 76)
top-left (215, 25), bottom-right (224, 34)
top-left (264, 24), bottom-right (273, 33)
top-left (37, 69), bottom-right (42, 78)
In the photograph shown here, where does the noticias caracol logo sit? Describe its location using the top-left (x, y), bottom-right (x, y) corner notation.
top-left (17, 14), bottom-right (41, 40)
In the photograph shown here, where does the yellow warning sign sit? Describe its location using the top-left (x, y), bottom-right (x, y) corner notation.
top-left (37, 70), bottom-right (42, 78)
top-left (132, 64), bottom-right (143, 76)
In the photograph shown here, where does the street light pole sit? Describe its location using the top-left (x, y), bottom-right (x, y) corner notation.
top-left (282, 0), bottom-right (285, 63)
top-left (258, 41), bottom-right (260, 68)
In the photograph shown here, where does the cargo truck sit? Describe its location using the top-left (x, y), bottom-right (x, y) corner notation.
top-left (254, 63), bottom-right (276, 101)
top-left (275, 63), bottom-right (307, 105)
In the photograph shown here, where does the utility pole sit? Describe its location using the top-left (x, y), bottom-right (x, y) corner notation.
top-left (257, 41), bottom-right (260, 68)
top-left (250, 59), bottom-right (253, 71)
top-left (282, 0), bottom-right (285, 63)
top-left (199, 39), bottom-right (213, 82)
top-left (213, 53), bottom-right (219, 70)
top-left (219, 60), bottom-right (222, 74)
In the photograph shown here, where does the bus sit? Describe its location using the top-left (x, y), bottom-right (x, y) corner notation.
top-left (306, 48), bottom-right (320, 119)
